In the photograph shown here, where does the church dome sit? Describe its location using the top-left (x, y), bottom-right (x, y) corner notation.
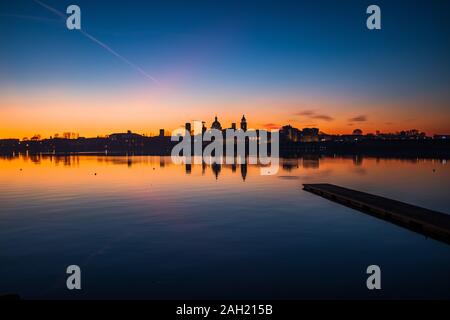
top-left (211, 116), bottom-right (222, 130)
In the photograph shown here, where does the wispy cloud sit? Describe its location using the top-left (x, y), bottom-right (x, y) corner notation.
top-left (311, 114), bottom-right (333, 121)
top-left (348, 115), bottom-right (367, 122)
top-left (33, 0), bottom-right (66, 19)
top-left (295, 110), bottom-right (315, 116)
top-left (0, 13), bottom-right (60, 23)
top-left (295, 110), bottom-right (334, 121)
top-left (32, 0), bottom-right (159, 84)
top-left (79, 30), bottom-right (159, 84)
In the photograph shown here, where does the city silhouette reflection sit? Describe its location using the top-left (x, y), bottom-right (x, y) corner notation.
top-left (241, 162), bottom-right (247, 181)
top-left (1, 153), bottom-right (448, 182)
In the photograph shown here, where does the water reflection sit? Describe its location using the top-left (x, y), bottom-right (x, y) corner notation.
top-left (0, 153), bottom-right (355, 181)
top-left (1, 153), bottom-right (448, 179)
top-left (1, 154), bottom-right (450, 299)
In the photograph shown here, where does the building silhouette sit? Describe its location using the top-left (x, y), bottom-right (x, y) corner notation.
top-left (240, 115), bottom-right (247, 131)
top-left (185, 122), bottom-right (192, 135)
top-left (2, 115), bottom-right (449, 158)
top-left (211, 116), bottom-right (222, 130)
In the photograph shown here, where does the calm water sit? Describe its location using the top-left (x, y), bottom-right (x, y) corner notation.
top-left (0, 154), bottom-right (449, 299)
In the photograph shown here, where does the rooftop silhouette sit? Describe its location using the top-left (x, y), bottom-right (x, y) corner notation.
top-left (0, 116), bottom-right (449, 157)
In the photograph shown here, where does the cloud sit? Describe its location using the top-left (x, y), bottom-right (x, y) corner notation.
top-left (348, 115), bottom-right (367, 122)
top-left (295, 110), bottom-right (334, 121)
top-left (295, 110), bottom-right (315, 116)
top-left (0, 14), bottom-right (61, 23)
top-left (311, 114), bottom-right (333, 121)
top-left (262, 123), bottom-right (281, 130)
top-left (33, 0), bottom-right (159, 84)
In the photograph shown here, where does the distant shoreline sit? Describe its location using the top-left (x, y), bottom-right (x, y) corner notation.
top-left (1, 141), bottom-right (449, 159)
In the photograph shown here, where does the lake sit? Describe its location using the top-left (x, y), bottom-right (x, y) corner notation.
top-left (0, 154), bottom-right (449, 299)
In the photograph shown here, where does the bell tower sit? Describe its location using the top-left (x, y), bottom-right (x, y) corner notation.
top-left (240, 115), bottom-right (247, 132)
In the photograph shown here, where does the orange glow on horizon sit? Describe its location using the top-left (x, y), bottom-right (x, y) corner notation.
top-left (1, 86), bottom-right (449, 139)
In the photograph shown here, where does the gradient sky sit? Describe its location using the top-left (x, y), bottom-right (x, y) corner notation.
top-left (1, 0), bottom-right (449, 138)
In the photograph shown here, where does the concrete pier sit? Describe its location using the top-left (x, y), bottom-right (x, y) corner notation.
top-left (303, 183), bottom-right (450, 245)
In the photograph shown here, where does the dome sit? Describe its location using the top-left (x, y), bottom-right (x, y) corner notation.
top-left (211, 116), bottom-right (222, 130)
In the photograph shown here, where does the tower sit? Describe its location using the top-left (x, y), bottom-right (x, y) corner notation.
top-left (202, 121), bottom-right (206, 135)
top-left (185, 122), bottom-right (192, 135)
top-left (240, 115), bottom-right (247, 132)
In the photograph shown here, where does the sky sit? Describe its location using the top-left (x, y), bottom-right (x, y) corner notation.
top-left (1, 0), bottom-right (449, 138)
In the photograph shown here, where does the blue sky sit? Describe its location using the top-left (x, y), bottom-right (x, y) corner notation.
top-left (1, 0), bottom-right (449, 137)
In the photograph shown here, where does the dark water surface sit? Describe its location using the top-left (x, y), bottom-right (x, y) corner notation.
top-left (1, 155), bottom-right (449, 299)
